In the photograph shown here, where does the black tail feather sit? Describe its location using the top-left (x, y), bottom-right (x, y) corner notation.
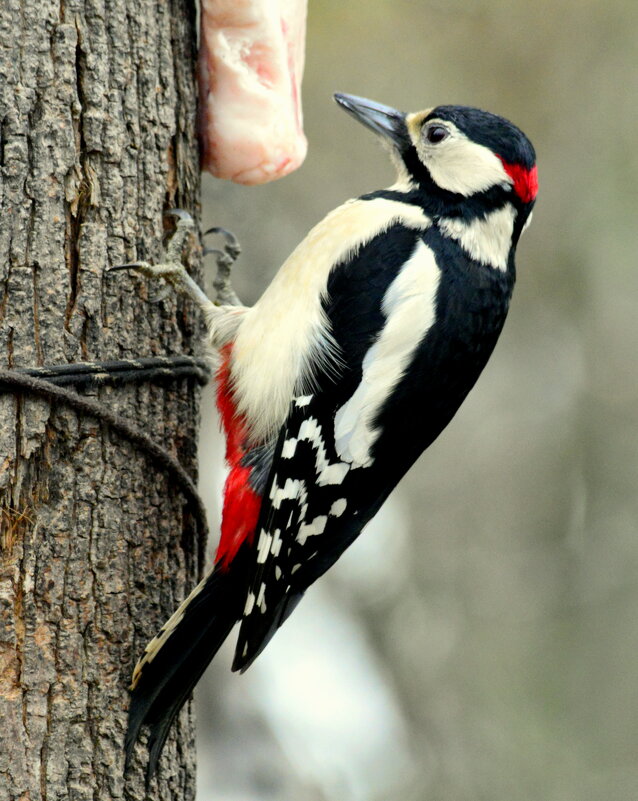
top-left (231, 590), bottom-right (304, 674)
top-left (125, 563), bottom-right (244, 781)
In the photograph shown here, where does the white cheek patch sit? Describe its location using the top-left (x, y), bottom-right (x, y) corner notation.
top-left (420, 126), bottom-right (512, 196)
top-left (334, 240), bottom-right (441, 468)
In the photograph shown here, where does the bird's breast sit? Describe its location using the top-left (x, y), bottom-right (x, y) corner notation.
top-left (229, 195), bottom-right (432, 444)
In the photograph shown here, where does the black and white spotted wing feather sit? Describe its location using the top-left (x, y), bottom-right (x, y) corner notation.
top-left (232, 220), bottom-right (515, 672)
top-left (233, 394), bottom-right (355, 671)
top-left (232, 223), bottom-right (429, 671)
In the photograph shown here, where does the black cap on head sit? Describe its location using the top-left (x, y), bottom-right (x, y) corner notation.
top-left (425, 106), bottom-right (536, 169)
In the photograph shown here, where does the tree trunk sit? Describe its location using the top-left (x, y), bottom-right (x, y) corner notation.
top-left (0, 1), bottom-right (202, 799)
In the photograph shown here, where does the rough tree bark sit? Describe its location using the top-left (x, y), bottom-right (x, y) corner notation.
top-left (0, 1), bottom-right (203, 799)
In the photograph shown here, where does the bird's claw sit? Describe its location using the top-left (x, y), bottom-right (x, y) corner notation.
top-left (108, 260), bottom-right (187, 283)
top-left (108, 212), bottom-right (243, 311)
top-left (166, 208), bottom-right (196, 227)
top-left (203, 226), bottom-right (242, 307)
top-left (203, 226), bottom-right (241, 262)
top-left (107, 212), bottom-right (212, 311)
top-left (149, 285), bottom-right (172, 304)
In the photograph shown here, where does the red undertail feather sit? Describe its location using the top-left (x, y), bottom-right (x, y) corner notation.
top-left (215, 345), bottom-right (262, 569)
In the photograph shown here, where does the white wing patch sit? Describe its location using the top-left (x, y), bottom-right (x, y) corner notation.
top-left (256, 530), bottom-right (273, 564)
top-left (230, 197), bottom-right (431, 444)
top-left (438, 204), bottom-right (515, 271)
top-left (270, 477), bottom-right (303, 508)
top-left (330, 498), bottom-right (347, 517)
top-left (283, 413), bottom-right (351, 487)
top-left (334, 240), bottom-right (441, 468)
top-left (244, 592), bottom-right (256, 615)
top-left (296, 515), bottom-right (328, 545)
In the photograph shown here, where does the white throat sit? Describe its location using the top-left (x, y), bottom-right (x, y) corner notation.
top-left (437, 204), bottom-right (516, 271)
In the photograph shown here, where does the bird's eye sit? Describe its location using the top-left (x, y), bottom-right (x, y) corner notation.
top-left (425, 125), bottom-right (449, 144)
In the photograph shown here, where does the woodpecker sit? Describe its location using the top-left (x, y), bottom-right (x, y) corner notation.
top-left (120, 93), bottom-right (537, 777)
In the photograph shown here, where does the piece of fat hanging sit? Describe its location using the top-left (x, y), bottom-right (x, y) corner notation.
top-left (198, 0), bottom-right (308, 185)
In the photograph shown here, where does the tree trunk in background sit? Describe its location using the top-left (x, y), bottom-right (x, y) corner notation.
top-left (0, 1), bottom-right (202, 799)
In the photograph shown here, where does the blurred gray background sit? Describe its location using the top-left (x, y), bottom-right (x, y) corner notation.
top-left (195, 1), bottom-right (638, 799)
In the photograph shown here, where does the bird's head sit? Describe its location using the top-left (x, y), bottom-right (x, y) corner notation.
top-left (335, 93), bottom-right (537, 232)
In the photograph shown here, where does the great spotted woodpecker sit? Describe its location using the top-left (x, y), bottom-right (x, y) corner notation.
top-left (120, 93), bottom-right (537, 777)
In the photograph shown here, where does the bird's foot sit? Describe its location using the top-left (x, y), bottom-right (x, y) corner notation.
top-left (203, 226), bottom-right (242, 307)
top-left (108, 209), bottom-right (212, 311)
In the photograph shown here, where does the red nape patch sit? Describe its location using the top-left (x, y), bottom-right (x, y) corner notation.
top-left (215, 345), bottom-right (261, 570)
top-left (498, 158), bottom-right (538, 204)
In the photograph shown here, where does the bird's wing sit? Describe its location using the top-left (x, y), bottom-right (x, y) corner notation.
top-left (232, 223), bottom-right (435, 671)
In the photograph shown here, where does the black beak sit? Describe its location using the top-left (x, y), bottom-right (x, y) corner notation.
top-left (334, 93), bottom-right (407, 150)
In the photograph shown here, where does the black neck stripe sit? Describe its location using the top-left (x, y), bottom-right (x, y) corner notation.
top-left (360, 186), bottom-right (511, 224)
